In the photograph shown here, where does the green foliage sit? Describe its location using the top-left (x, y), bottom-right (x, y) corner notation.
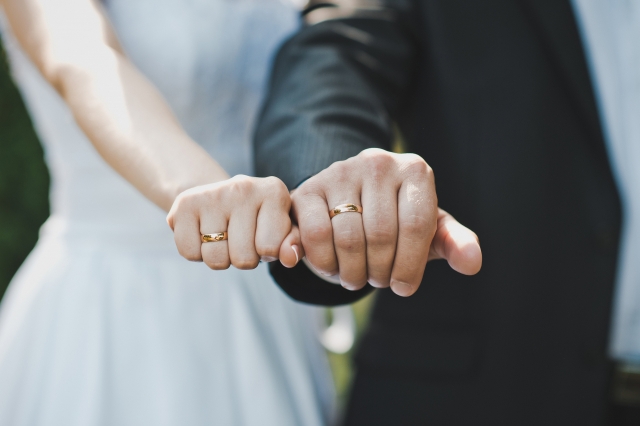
top-left (0, 35), bottom-right (50, 300)
top-left (326, 294), bottom-right (375, 409)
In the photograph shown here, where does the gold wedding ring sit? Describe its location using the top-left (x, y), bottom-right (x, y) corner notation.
top-left (329, 203), bottom-right (363, 219)
top-left (201, 232), bottom-right (228, 243)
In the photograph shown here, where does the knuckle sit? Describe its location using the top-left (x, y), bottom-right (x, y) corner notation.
top-left (401, 213), bottom-right (434, 238)
top-left (204, 256), bottom-right (231, 270)
top-left (179, 248), bottom-right (202, 262)
top-left (270, 183), bottom-right (292, 209)
top-left (365, 221), bottom-right (396, 246)
top-left (327, 160), bottom-right (351, 183)
top-left (290, 190), bottom-right (304, 205)
top-left (180, 186), bottom-right (221, 210)
top-left (231, 174), bottom-right (252, 182)
top-left (166, 212), bottom-right (175, 229)
top-left (361, 149), bottom-right (394, 171)
top-left (256, 243), bottom-right (281, 258)
top-left (232, 257), bottom-right (260, 270)
top-left (402, 154), bottom-right (430, 175)
top-left (184, 254), bottom-right (202, 262)
top-left (275, 215), bottom-right (292, 232)
top-left (264, 176), bottom-right (287, 193)
top-left (175, 191), bottom-right (196, 210)
top-left (228, 175), bottom-right (255, 197)
top-left (294, 176), bottom-right (323, 198)
top-left (306, 255), bottom-right (338, 276)
top-left (333, 227), bottom-right (365, 252)
top-left (172, 193), bottom-right (186, 210)
top-left (359, 147), bottom-right (389, 160)
top-left (303, 223), bottom-right (333, 245)
top-left (367, 267), bottom-right (392, 288)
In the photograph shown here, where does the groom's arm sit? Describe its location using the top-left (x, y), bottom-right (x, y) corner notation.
top-left (256, 0), bottom-right (417, 190)
top-left (254, 0), bottom-right (419, 305)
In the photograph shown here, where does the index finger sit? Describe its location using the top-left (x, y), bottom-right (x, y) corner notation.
top-left (293, 192), bottom-right (339, 276)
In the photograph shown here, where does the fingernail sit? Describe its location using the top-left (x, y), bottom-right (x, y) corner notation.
top-left (260, 256), bottom-right (277, 263)
top-left (390, 280), bottom-right (414, 297)
top-left (291, 245), bottom-right (300, 264)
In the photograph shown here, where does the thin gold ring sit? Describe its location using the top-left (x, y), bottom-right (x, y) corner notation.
top-left (329, 203), bottom-right (363, 219)
top-left (201, 232), bottom-right (228, 243)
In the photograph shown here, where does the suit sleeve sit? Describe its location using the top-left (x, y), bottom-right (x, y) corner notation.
top-left (254, 0), bottom-right (418, 306)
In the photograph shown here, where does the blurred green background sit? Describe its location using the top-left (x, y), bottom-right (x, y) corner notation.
top-left (326, 296), bottom-right (374, 407)
top-left (0, 34), bottom-right (373, 407)
top-left (0, 35), bottom-right (50, 302)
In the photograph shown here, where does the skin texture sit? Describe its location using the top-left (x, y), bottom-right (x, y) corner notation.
top-left (167, 176), bottom-right (295, 271)
top-left (0, 0), bottom-right (297, 270)
top-left (289, 148), bottom-right (482, 296)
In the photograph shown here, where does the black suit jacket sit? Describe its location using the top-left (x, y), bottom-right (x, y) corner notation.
top-left (255, 1), bottom-right (622, 425)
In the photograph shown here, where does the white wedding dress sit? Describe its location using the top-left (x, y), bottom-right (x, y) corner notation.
top-left (0, 1), bottom-right (334, 425)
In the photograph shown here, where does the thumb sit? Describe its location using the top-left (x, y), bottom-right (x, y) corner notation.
top-left (428, 208), bottom-right (482, 275)
top-left (279, 224), bottom-right (305, 268)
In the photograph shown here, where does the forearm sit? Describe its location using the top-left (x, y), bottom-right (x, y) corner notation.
top-left (56, 50), bottom-right (228, 211)
top-left (2, 0), bottom-right (228, 212)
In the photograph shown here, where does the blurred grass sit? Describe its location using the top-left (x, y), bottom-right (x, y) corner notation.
top-left (0, 35), bottom-right (50, 301)
top-left (326, 293), bottom-right (375, 408)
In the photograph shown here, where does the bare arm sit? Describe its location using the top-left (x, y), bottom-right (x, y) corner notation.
top-left (1, 0), bottom-right (228, 211)
top-left (1, 0), bottom-right (305, 271)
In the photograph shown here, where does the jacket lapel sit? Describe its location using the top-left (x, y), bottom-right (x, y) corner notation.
top-left (520, 0), bottom-right (605, 152)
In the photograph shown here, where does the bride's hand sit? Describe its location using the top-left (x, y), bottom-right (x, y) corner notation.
top-left (167, 175), bottom-right (303, 270)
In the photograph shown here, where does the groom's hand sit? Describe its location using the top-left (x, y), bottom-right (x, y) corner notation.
top-left (291, 148), bottom-right (482, 297)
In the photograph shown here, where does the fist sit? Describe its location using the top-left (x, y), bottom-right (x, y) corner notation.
top-left (167, 175), bottom-right (296, 270)
top-left (293, 148), bottom-right (482, 296)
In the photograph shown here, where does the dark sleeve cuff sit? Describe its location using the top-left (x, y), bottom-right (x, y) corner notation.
top-left (269, 261), bottom-right (375, 306)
